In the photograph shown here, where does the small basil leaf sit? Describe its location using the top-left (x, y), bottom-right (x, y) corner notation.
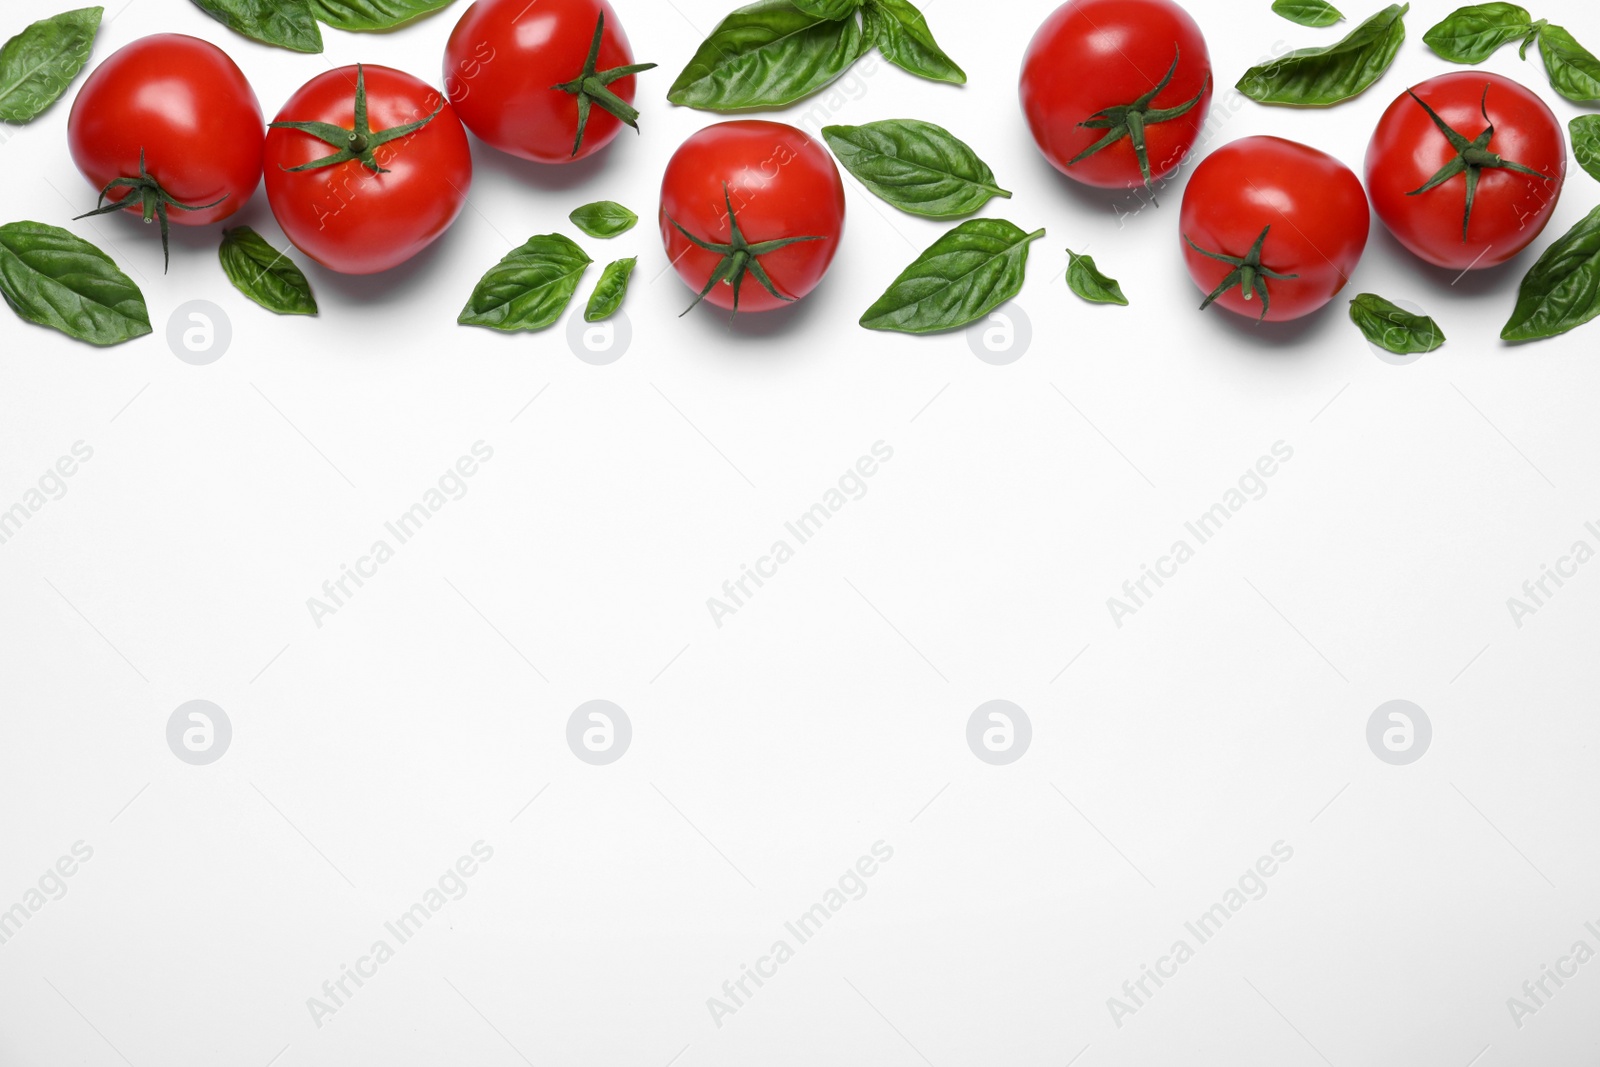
top-left (569, 201), bottom-right (638, 238)
top-left (1501, 204), bottom-right (1600, 342)
top-left (860, 218), bottom-right (1044, 334)
top-left (584, 257), bottom-right (636, 322)
top-left (0, 220), bottom-right (150, 346)
top-left (0, 6), bottom-right (101, 123)
top-left (307, 0), bottom-right (453, 31)
top-left (188, 0), bottom-right (322, 53)
top-left (1348, 293), bottom-right (1444, 353)
top-left (1065, 249), bottom-right (1128, 306)
top-left (667, 0), bottom-right (867, 111)
top-left (821, 120), bottom-right (1008, 218)
top-left (1421, 2), bottom-right (1532, 62)
top-left (863, 0), bottom-right (965, 84)
top-left (1571, 115), bottom-right (1600, 184)
top-left (791, 0), bottom-right (860, 17)
top-left (459, 234), bottom-right (591, 333)
top-left (1236, 2), bottom-right (1408, 107)
top-left (219, 227), bottom-right (317, 317)
top-left (1538, 24), bottom-right (1600, 103)
top-left (1272, 0), bottom-right (1344, 28)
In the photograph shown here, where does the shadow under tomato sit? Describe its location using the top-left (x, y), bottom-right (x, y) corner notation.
top-left (1366, 223), bottom-right (1524, 301)
top-left (673, 278), bottom-right (831, 345)
top-left (466, 134), bottom-right (619, 194)
top-left (303, 230), bottom-right (460, 310)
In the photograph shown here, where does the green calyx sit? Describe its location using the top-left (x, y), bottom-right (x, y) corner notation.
top-left (665, 183), bottom-right (823, 320)
top-left (1069, 47), bottom-right (1210, 197)
top-left (1185, 225), bottom-right (1299, 322)
top-left (269, 64), bottom-right (441, 175)
top-left (73, 148), bottom-right (226, 273)
top-left (1405, 83), bottom-right (1548, 243)
top-left (552, 12), bottom-right (657, 158)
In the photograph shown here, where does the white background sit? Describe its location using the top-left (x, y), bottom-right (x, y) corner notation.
top-left (2, 0), bottom-right (1599, 1063)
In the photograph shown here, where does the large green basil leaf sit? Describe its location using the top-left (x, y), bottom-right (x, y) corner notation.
top-left (0, 221), bottom-right (150, 346)
top-left (1538, 24), bottom-right (1600, 103)
top-left (668, 0), bottom-right (867, 111)
top-left (1348, 294), bottom-right (1444, 353)
top-left (1571, 115), bottom-right (1600, 184)
top-left (860, 219), bottom-right (1044, 334)
top-left (792, 0), bottom-right (860, 17)
top-left (1065, 249), bottom-right (1128, 306)
top-left (308, 0), bottom-right (453, 32)
top-left (0, 7), bottom-right (101, 123)
top-left (863, 0), bottom-right (964, 84)
top-left (569, 201), bottom-right (638, 239)
top-left (584, 257), bottom-right (636, 322)
top-left (821, 120), bottom-right (1008, 218)
top-left (188, 0), bottom-right (322, 52)
top-left (1421, 3), bottom-right (1533, 62)
top-left (1236, 3), bottom-right (1408, 106)
top-left (459, 234), bottom-right (591, 333)
top-left (220, 227), bottom-right (317, 316)
top-left (1272, 0), bottom-right (1344, 28)
top-left (1501, 204), bottom-right (1600, 342)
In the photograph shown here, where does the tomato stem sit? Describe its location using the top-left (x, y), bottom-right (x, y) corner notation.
top-left (1068, 47), bottom-right (1210, 199)
top-left (1185, 225), bottom-right (1298, 322)
top-left (73, 147), bottom-right (226, 273)
top-left (269, 64), bottom-right (443, 176)
top-left (665, 182), bottom-right (824, 321)
top-left (552, 12), bottom-right (657, 159)
top-left (1403, 83), bottom-right (1549, 243)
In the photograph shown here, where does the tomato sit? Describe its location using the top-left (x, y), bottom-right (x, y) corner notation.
top-left (1020, 0), bottom-right (1213, 191)
top-left (444, 0), bottom-right (653, 164)
top-left (659, 121), bottom-right (845, 316)
top-left (66, 34), bottom-right (262, 268)
top-left (1365, 72), bottom-right (1565, 271)
top-left (1179, 136), bottom-right (1370, 323)
top-left (264, 65), bottom-right (472, 275)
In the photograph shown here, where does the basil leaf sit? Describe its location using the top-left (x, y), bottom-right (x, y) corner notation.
top-left (821, 120), bottom-right (1008, 218)
top-left (1272, 0), bottom-right (1344, 28)
top-left (308, 0), bottom-right (453, 32)
top-left (1236, 2), bottom-right (1408, 106)
top-left (863, 0), bottom-right (964, 84)
top-left (0, 7), bottom-right (101, 123)
top-left (584, 257), bottom-right (636, 322)
top-left (219, 227), bottom-right (316, 316)
top-left (1571, 115), bottom-right (1600, 184)
top-left (459, 234), bottom-right (591, 333)
top-left (1422, 3), bottom-right (1533, 63)
top-left (0, 221), bottom-right (150, 346)
top-left (188, 0), bottom-right (322, 53)
top-left (1348, 293), bottom-right (1444, 353)
top-left (569, 201), bottom-right (638, 238)
top-left (1538, 24), bottom-right (1600, 103)
top-left (792, 0), bottom-right (859, 17)
top-left (1065, 249), bottom-right (1128, 306)
top-left (1501, 204), bottom-right (1600, 342)
top-left (860, 219), bottom-right (1044, 334)
top-left (668, 0), bottom-right (867, 111)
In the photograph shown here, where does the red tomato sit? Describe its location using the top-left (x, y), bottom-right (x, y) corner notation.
top-left (1179, 136), bottom-right (1370, 323)
top-left (66, 34), bottom-right (262, 265)
top-left (1365, 71), bottom-right (1565, 271)
top-left (264, 65), bottom-right (472, 275)
top-left (659, 121), bottom-right (845, 316)
top-left (444, 0), bottom-right (653, 164)
top-left (1020, 0), bottom-right (1213, 191)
